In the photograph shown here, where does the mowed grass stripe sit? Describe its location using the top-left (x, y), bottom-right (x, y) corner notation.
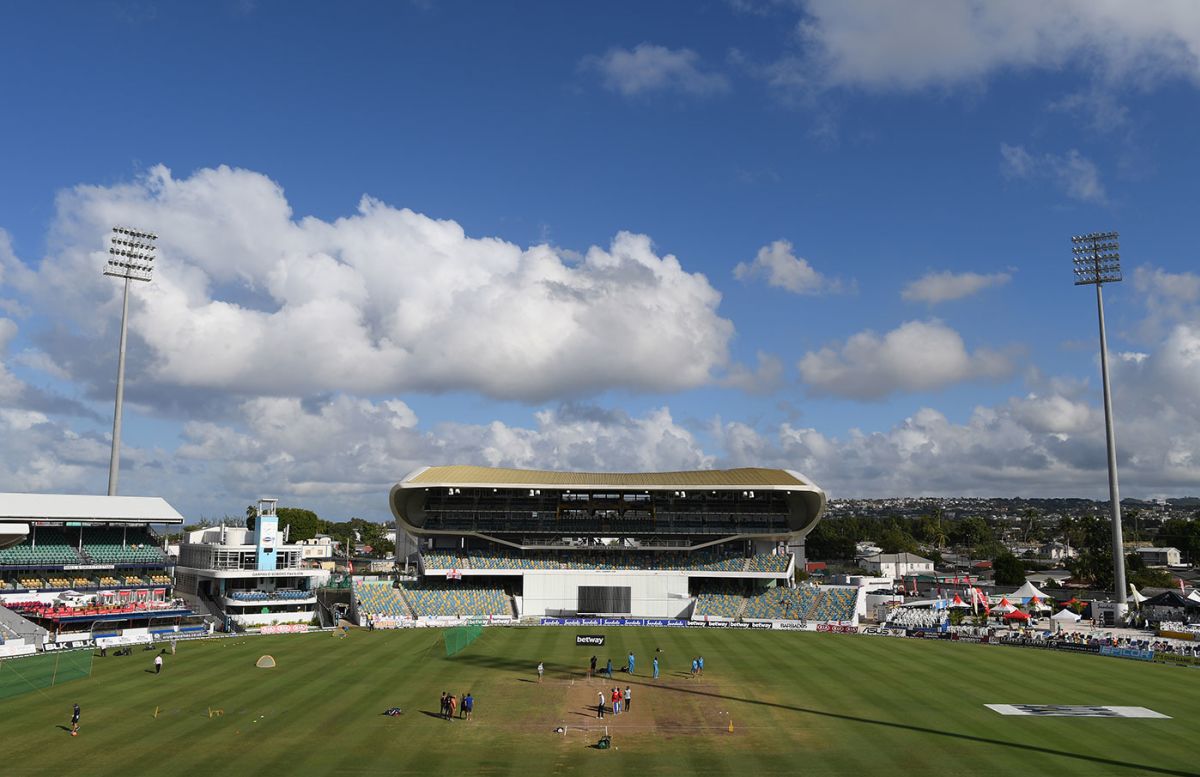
top-left (3, 628), bottom-right (1199, 777)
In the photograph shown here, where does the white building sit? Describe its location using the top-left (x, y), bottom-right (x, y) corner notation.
top-left (1136, 547), bottom-right (1182, 567)
top-left (173, 499), bottom-right (329, 628)
top-left (863, 552), bottom-right (934, 580)
top-left (1040, 541), bottom-right (1078, 561)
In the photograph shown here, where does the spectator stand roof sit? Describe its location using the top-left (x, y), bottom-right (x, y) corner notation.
top-left (401, 465), bottom-right (814, 490)
top-left (0, 493), bottom-right (185, 525)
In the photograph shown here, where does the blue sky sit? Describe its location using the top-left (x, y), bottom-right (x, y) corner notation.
top-left (1, 1), bottom-right (1198, 521)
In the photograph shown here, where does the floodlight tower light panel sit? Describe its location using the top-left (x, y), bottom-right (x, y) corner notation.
top-left (1071, 231), bottom-right (1121, 286)
top-left (104, 225), bottom-right (157, 282)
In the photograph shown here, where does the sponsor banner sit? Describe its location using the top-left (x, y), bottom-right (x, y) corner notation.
top-left (816, 623), bottom-right (856, 634)
top-left (540, 618), bottom-right (689, 628)
top-left (63, 564), bottom-right (115, 571)
top-left (750, 621), bottom-right (775, 630)
top-left (774, 621), bottom-right (814, 631)
top-left (1157, 629), bottom-right (1196, 642)
top-left (728, 622), bottom-right (751, 629)
top-left (371, 618), bottom-right (412, 630)
top-left (986, 704), bottom-right (1170, 719)
top-left (576, 635), bottom-right (605, 646)
top-left (861, 626), bottom-right (906, 637)
top-left (951, 634), bottom-right (991, 644)
top-left (259, 623), bottom-right (308, 635)
top-left (1099, 645), bottom-right (1155, 662)
top-left (43, 638), bottom-right (96, 651)
top-left (1152, 652), bottom-right (1200, 668)
top-left (997, 638), bottom-right (1101, 654)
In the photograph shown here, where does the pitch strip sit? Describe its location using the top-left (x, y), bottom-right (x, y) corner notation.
top-left (986, 704), bottom-right (1170, 718)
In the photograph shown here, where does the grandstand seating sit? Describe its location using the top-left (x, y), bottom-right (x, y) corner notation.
top-left (98, 576), bottom-right (122, 588)
top-left (81, 528), bottom-right (167, 564)
top-left (354, 581), bottom-right (412, 618)
top-left (148, 574), bottom-right (172, 585)
top-left (0, 526), bottom-right (168, 568)
top-left (229, 589), bottom-right (312, 601)
top-left (0, 532), bottom-right (83, 566)
top-left (742, 586), bottom-right (820, 620)
top-left (808, 587), bottom-right (858, 622)
top-left (443, 547), bottom-right (792, 573)
top-left (400, 581), bottom-right (511, 618)
top-left (693, 581), bottom-right (749, 619)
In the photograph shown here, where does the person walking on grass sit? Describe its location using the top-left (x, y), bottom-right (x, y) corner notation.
top-left (537, 661), bottom-right (544, 683)
top-left (597, 691), bottom-right (605, 719)
top-left (624, 686), bottom-right (631, 712)
top-left (627, 652), bottom-right (635, 675)
top-left (690, 657), bottom-right (698, 677)
top-left (652, 655), bottom-right (659, 679)
top-left (463, 692), bottom-right (473, 721)
top-left (460, 691), bottom-right (468, 719)
top-left (589, 655), bottom-right (597, 678)
top-left (70, 703), bottom-right (80, 736)
top-left (698, 655), bottom-right (704, 676)
top-left (606, 658), bottom-right (613, 679)
top-left (154, 654), bottom-right (163, 674)
top-left (440, 691), bottom-right (448, 719)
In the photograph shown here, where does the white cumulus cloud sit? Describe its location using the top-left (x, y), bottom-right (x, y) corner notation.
top-left (733, 239), bottom-right (847, 295)
top-left (794, 0), bottom-right (1200, 91)
top-left (584, 43), bottom-right (730, 97)
top-left (2, 165), bottom-right (736, 403)
top-left (796, 320), bottom-right (1015, 399)
top-left (1000, 143), bottom-right (1106, 204)
top-left (902, 270), bottom-right (1012, 304)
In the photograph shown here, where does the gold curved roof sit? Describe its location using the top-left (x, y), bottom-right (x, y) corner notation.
top-left (405, 465), bottom-right (809, 489)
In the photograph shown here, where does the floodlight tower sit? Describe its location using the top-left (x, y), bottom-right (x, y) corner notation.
top-left (104, 225), bottom-right (157, 495)
top-left (1072, 231), bottom-right (1127, 612)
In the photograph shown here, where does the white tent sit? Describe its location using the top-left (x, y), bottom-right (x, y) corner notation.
top-left (1010, 580), bottom-right (1050, 602)
top-left (1051, 608), bottom-right (1081, 623)
top-left (1188, 590), bottom-right (1200, 605)
top-left (1128, 584), bottom-right (1148, 605)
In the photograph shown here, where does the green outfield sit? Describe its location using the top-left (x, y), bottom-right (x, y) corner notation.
top-left (2, 628), bottom-right (1199, 777)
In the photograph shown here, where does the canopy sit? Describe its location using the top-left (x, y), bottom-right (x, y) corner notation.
top-left (1028, 596), bottom-right (1051, 612)
top-left (948, 594), bottom-right (970, 609)
top-left (1143, 591), bottom-right (1200, 609)
top-left (1128, 584), bottom-right (1148, 605)
top-left (1051, 608), bottom-right (1081, 622)
top-left (1010, 580), bottom-right (1050, 601)
top-left (1060, 596), bottom-right (1082, 608)
top-left (993, 597), bottom-right (1016, 614)
top-left (1188, 590), bottom-right (1200, 604)
top-left (1003, 610), bottom-right (1030, 621)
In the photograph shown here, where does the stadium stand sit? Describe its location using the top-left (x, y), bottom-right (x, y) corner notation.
top-left (742, 586), bottom-right (820, 620)
top-left (428, 546), bottom-right (793, 573)
top-left (81, 528), bottom-right (167, 564)
top-left (808, 586), bottom-right (858, 622)
top-left (692, 580), bottom-right (750, 619)
top-left (401, 581), bottom-right (511, 618)
top-left (0, 530), bottom-right (83, 566)
top-left (354, 581), bottom-right (412, 618)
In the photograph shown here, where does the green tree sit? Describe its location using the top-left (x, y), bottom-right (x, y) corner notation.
top-left (277, 507), bottom-right (328, 542)
top-left (992, 552), bottom-right (1025, 586)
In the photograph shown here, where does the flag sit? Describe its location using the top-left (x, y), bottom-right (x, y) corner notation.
top-left (1180, 578), bottom-right (1187, 594)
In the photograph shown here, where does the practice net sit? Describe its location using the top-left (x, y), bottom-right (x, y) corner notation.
top-left (0, 650), bottom-right (94, 701)
top-left (444, 624), bottom-right (483, 657)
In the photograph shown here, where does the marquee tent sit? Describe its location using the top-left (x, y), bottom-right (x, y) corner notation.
top-left (1010, 580), bottom-right (1050, 601)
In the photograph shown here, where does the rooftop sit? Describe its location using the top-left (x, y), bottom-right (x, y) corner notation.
top-left (0, 493), bottom-right (184, 524)
top-left (403, 465), bottom-right (811, 489)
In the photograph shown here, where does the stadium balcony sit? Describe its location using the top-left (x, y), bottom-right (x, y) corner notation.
top-left (400, 581), bottom-right (511, 618)
top-left (449, 547), bottom-right (792, 573)
top-left (227, 589), bottom-right (312, 602)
